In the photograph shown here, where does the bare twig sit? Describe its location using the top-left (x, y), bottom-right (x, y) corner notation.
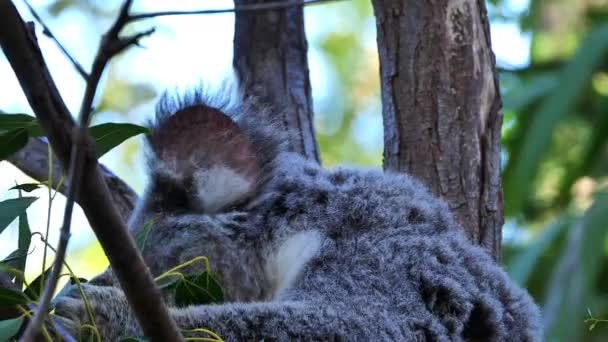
top-left (0, 1), bottom-right (180, 340)
top-left (7, 137), bottom-right (138, 220)
top-left (22, 0), bottom-right (89, 80)
top-left (129, 0), bottom-right (343, 20)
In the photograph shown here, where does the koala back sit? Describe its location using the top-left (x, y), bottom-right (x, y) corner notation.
top-left (124, 88), bottom-right (542, 341)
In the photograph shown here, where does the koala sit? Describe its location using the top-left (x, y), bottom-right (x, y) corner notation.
top-left (53, 90), bottom-right (543, 341)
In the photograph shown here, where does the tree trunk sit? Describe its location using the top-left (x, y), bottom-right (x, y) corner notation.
top-left (372, 0), bottom-right (503, 260)
top-left (233, 0), bottom-right (319, 162)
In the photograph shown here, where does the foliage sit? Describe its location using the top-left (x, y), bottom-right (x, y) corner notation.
top-left (0, 0), bottom-right (605, 340)
top-left (0, 118), bottom-right (221, 340)
top-left (493, 0), bottom-right (608, 340)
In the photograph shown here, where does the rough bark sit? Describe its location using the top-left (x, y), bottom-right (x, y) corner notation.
top-left (372, 0), bottom-right (503, 260)
top-left (8, 137), bottom-right (137, 221)
top-left (233, 0), bottom-right (320, 162)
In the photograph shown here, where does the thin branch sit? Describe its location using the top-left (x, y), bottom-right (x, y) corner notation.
top-left (22, 0), bottom-right (89, 80)
top-left (7, 137), bottom-right (138, 220)
top-left (0, 1), bottom-right (181, 340)
top-left (129, 0), bottom-right (343, 20)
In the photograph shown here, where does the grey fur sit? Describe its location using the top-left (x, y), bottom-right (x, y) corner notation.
top-left (54, 90), bottom-right (542, 341)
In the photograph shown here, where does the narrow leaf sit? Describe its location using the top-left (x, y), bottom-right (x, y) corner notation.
top-left (15, 196), bottom-right (32, 286)
top-left (0, 317), bottom-right (24, 341)
top-left (134, 220), bottom-right (154, 252)
top-left (507, 217), bottom-right (569, 285)
top-left (0, 197), bottom-right (38, 235)
top-left (9, 183), bottom-right (42, 193)
top-left (174, 271), bottom-right (223, 307)
top-left (89, 123), bottom-right (149, 157)
top-left (24, 267), bottom-right (52, 300)
top-left (0, 288), bottom-right (28, 308)
top-left (0, 128), bottom-right (29, 160)
top-left (543, 192), bottom-right (608, 341)
top-left (504, 23), bottom-right (608, 214)
top-left (0, 113), bottom-right (44, 136)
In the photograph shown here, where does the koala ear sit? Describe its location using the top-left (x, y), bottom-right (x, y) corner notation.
top-left (148, 104), bottom-right (260, 213)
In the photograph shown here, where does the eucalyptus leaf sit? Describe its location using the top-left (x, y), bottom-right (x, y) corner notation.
top-left (0, 113), bottom-right (44, 136)
top-left (24, 267), bottom-right (52, 300)
top-left (9, 183), bottom-right (42, 193)
top-left (0, 197), bottom-right (38, 235)
top-left (16, 197), bottom-right (32, 284)
top-left (507, 217), bottom-right (569, 285)
top-left (0, 317), bottom-right (24, 341)
top-left (135, 220), bottom-right (154, 252)
top-left (0, 288), bottom-right (28, 308)
top-left (89, 123), bottom-right (149, 157)
top-left (0, 128), bottom-right (29, 160)
top-left (543, 192), bottom-right (608, 340)
top-left (174, 271), bottom-right (223, 307)
top-left (503, 23), bottom-right (608, 214)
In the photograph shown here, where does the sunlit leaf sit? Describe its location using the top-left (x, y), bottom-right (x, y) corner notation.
top-left (503, 23), bottom-right (608, 215)
top-left (89, 123), bottom-right (149, 157)
top-left (0, 317), bottom-right (24, 341)
top-left (0, 197), bottom-right (38, 235)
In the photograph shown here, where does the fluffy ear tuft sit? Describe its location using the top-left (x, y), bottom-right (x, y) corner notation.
top-left (148, 104), bottom-right (260, 213)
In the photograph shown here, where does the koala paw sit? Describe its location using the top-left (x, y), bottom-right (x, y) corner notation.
top-left (53, 284), bottom-right (133, 341)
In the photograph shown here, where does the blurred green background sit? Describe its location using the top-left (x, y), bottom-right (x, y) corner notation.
top-left (1, 0), bottom-right (608, 340)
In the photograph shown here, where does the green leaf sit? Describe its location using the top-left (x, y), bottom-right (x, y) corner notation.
top-left (89, 123), bottom-right (149, 157)
top-left (15, 196), bottom-right (32, 284)
top-left (134, 220), bottom-right (154, 252)
top-left (502, 72), bottom-right (559, 113)
top-left (24, 267), bottom-right (52, 300)
top-left (9, 183), bottom-right (42, 193)
top-left (0, 197), bottom-right (38, 235)
top-left (0, 128), bottom-right (29, 160)
top-left (174, 271), bottom-right (223, 307)
top-left (0, 317), bottom-right (24, 341)
top-left (543, 192), bottom-right (608, 341)
top-left (507, 217), bottom-right (569, 285)
top-left (0, 288), bottom-right (28, 308)
top-left (0, 113), bottom-right (44, 136)
top-left (503, 23), bottom-right (608, 215)
top-left (1, 249), bottom-right (25, 265)
top-left (120, 338), bottom-right (147, 342)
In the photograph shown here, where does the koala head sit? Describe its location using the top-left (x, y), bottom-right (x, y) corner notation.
top-left (139, 90), bottom-right (285, 217)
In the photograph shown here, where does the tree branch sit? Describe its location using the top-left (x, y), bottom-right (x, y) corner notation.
top-left (7, 137), bottom-right (137, 221)
top-left (0, 1), bottom-right (181, 340)
top-left (22, 0), bottom-right (89, 80)
top-left (129, 0), bottom-right (341, 21)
